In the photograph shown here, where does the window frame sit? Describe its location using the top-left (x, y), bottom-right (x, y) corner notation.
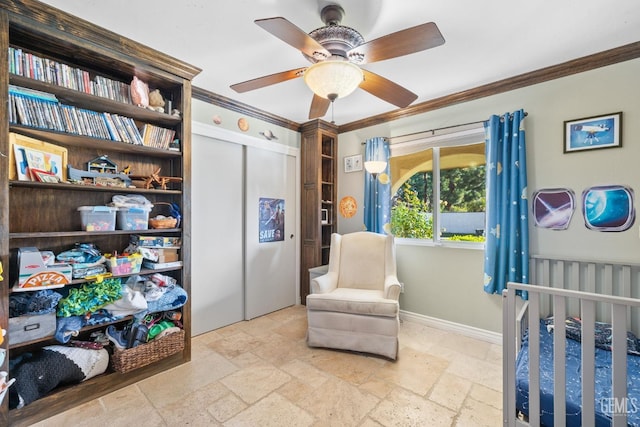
top-left (389, 124), bottom-right (486, 249)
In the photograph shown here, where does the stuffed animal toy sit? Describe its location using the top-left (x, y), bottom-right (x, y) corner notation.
top-left (130, 76), bottom-right (149, 108)
top-left (9, 345), bottom-right (109, 409)
top-left (148, 89), bottom-right (165, 113)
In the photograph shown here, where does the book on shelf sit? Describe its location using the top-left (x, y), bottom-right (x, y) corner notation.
top-left (9, 84), bottom-right (58, 102)
top-left (141, 124), bottom-right (176, 150)
top-left (8, 86), bottom-right (150, 145)
top-left (9, 46), bottom-right (132, 103)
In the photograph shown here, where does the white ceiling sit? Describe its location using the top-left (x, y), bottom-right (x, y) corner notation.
top-left (39, 0), bottom-right (640, 126)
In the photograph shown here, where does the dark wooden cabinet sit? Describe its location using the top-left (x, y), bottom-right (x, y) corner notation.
top-left (0, 1), bottom-right (200, 425)
top-left (300, 119), bottom-right (338, 304)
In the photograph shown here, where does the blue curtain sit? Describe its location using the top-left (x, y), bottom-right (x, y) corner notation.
top-left (483, 110), bottom-right (529, 298)
top-left (364, 137), bottom-right (391, 234)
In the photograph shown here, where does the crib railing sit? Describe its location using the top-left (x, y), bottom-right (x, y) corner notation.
top-left (503, 282), bottom-right (640, 427)
top-left (530, 255), bottom-right (640, 334)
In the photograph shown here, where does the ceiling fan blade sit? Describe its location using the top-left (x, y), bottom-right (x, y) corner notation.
top-left (348, 22), bottom-right (444, 64)
top-left (230, 67), bottom-right (307, 93)
top-left (360, 69), bottom-right (418, 108)
top-left (309, 94), bottom-right (331, 119)
top-left (255, 17), bottom-right (331, 59)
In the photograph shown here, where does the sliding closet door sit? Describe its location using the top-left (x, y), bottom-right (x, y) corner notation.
top-left (244, 147), bottom-right (297, 319)
top-left (191, 134), bottom-right (244, 334)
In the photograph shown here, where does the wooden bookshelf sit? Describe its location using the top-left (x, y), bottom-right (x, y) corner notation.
top-left (0, 1), bottom-right (201, 424)
top-left (299, 119), bottom-right (338, 303)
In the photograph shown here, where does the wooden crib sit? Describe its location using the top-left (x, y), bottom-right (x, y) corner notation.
top-left (503, 256), bottom-right (640, 427)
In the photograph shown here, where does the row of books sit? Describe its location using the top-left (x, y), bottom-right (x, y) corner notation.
top-left (141, 124), bottom-right (176, 150)
top-left (8, 47), bottom-right (132, 104)
top-left (8, 86), bottom-right (175, 148)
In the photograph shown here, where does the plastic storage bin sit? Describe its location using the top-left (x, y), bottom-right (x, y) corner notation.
top-left (106, 253), bottom-right (143, 275)
top-left (9, 312), bottom-right (56, 345)
top-left (78, 206), bottom-right (117, 231)
top-left (116, 207), bottom-right (151, 230)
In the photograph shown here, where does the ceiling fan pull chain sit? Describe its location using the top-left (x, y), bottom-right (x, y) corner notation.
top-left (331, 100), bottom-right (335, 124)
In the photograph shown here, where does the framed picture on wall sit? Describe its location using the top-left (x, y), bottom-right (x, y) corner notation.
top-left (344, 154), bottom-right (363, 173)
top-left (564, 112), bottom-right (622, 153)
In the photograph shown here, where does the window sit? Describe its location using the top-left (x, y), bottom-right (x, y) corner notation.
top-left (388, 124), bottom-right (486, 244)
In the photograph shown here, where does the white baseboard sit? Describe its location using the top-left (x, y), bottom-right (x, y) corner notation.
top-left (400, 310), bottom-right (502, 345)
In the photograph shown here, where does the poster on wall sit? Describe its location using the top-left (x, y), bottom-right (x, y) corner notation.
top-left (582, 185), bottom-right (635, 232)
top-left (564, 112), bottom-right (622, 153)
top-left (259, 197), bottom-right (285, 243)
top-left (532, 188), bottom-right (575, 230)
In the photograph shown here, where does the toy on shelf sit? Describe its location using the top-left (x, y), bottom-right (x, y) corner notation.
top-left (148, 89), bottom-right (165, 113)
top-left (68, 165), bottom-right (132, 188)
top-left (14, 247), bottom-right (72, 292)
top-left (129, 167), bottom-right (182, 190)
top-left (130, 76), bottom-right (149, 108)
top-left (87, 155), bottom-right (118, 174)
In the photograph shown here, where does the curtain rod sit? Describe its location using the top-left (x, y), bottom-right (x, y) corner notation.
top-left (361, 112), bottom-right (527, 145)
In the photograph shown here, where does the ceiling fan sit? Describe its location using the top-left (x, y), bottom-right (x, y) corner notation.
top-left (230, 4), bottom-right (445, 120)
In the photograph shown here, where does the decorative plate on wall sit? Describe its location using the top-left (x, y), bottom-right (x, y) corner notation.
top-left (237, 118), bottom-right (249, 132)
top-left (339, 196), bottom-right (357, 218)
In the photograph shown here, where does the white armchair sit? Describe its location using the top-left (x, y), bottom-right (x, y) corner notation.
top-left (306, 231), bottom-right (401, 360)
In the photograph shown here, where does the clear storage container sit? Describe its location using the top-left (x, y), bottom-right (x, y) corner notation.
top-left (77, 206), bottom-right (117, 231)
top-left (116, 207), bottom-right (151, 230)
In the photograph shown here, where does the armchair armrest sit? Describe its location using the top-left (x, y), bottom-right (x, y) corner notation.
top-left (384, 275), bottom-right (401, 300)
top-left (311, 272), bottom-right (338, 294)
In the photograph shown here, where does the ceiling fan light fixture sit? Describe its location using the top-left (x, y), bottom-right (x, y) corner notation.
top-left (304, 60), bottom-right (363, 100)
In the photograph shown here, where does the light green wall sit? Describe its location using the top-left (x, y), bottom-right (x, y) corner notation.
top-left (337, 58), bottom-right (640, 333)
top-left (192, 99), bottom-right (300, 148)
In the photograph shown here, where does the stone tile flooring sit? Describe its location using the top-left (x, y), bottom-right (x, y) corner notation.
top-left (33, 305), bottom-right (502, 426)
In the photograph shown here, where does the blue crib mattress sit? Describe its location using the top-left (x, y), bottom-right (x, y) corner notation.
top-left (515, 320), bottom-right (640, 427)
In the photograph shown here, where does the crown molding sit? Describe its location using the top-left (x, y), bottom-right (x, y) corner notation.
top-left (338, 41), bottom-right (640, 133)
top-left (192, 87), bottom-right (300, 132)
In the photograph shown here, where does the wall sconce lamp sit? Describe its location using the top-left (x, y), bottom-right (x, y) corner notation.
top-left (364, 160), bottom-right (387, 233)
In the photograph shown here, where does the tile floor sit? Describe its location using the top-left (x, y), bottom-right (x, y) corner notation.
top-left (34, 305), bottom-right (502, 426)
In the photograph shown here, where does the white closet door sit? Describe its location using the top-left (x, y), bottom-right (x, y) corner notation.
top-left (244, 147), bottom-right (297, 319)
top-left (191, 134), bottom-right (244, 335)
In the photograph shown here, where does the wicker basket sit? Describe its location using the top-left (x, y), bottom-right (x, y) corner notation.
top-left (148, 217), bottom-right (178, 229)
top-left (148, 202), bottom-right (180, 229)
top-left (111, 329), bottom-right (185, 373)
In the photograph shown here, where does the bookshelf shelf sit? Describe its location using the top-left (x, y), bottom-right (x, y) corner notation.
top-left (9, 75), bottom-right (181, 127)
top-left (9, 228), bottom-right (181, 239)
top-left (8, 316), bottom-right (135, 351)
top-left (10, 125), bottom-right (182, 157)
top-left (9, 180), bottom-right (182, 194)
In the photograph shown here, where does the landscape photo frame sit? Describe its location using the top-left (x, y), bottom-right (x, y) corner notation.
top-left (564, 112), bottom-right (622, 153)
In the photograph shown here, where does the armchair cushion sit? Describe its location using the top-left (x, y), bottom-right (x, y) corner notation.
top-left (306, 288), bottom-right (398, 317)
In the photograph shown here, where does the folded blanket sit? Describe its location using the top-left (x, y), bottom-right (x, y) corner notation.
top-left (102, 285), bottom-right (147, 317)
top-left (57, 278), bottom-right (122, 317)
top-left (135, 285), bottom-right (187, 319)
top-left (55, 316), bottom-right (84, 344)
top-left (10, 290), bottom-right (62, 317)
